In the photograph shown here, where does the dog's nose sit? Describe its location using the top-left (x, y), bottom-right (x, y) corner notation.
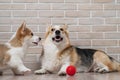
top-left (55, 30), bottom-right (60, 35)
top-left (39, 37), bottom-right (41, 41)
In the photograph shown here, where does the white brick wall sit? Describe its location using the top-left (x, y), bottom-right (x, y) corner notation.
top-left (0, 0), bottom-right (120, 70)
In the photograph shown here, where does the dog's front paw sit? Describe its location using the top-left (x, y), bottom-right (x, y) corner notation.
top-left (58, 71), bottom-right (66, 76)
top-left (34, 69), bottom-right (47, 75)
top-left (21, 68), bottom-right (31, 75)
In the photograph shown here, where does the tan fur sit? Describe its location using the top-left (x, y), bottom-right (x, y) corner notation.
top-left (45, 25), bottom-right (52, 39)
top-left (10, 22), bottom-right (33, 47)
top-left (0, 44), bottom-right (10, 66)
top-left (93, 51), bottom-right (120, 71)
top-left (70, 48), bottom-right (78, 65)
top-left (57, 45), bottom-right (78, 66)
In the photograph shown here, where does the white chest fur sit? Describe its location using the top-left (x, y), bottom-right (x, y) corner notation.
top-left (42, 41), bottom-right (62, 72)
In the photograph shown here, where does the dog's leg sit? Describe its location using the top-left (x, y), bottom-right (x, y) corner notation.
top-left (58, 63), bottom-right (69, 76)
top-left (8, 57), bottom-right (31, 75)
top-left (17, 64), bottom-right (31, 74)
top-left (34, 68), bottom-right (47, 74)
top-left (12, 68), bottom-right (24, 75)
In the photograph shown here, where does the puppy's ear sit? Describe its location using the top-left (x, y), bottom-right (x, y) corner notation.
top-left (19, 21), bottom-right (27, 35)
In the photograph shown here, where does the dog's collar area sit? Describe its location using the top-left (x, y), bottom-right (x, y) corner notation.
top-left (52, 36), bottom-right (63, 43)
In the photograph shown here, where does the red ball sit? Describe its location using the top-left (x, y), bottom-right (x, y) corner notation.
top-left (66, 65), bottom-right (76, 76)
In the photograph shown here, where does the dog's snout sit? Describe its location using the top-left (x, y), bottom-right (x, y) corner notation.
top-left (55, 30), bottom-right (60, 35)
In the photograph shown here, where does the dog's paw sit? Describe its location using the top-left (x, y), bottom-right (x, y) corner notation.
top-left (58, 71), bottom-right (66, 76)
top-left (34, 69), bottom-right (47, 75)
top-left (94, 67), bottom-right (109, 73)
top-left (21, 68), bottom-right (31, 75)
top-left (98, 67), bottom-right (109, 73)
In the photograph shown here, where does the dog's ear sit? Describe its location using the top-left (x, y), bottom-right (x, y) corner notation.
top-left (46, 24), bottom-right (52, 32)
top-left (63, 24), bottom-right (68, 30)
top-left (45, 25), bottom-right (52, 38)
top-left (19, 21), bottom-right (27, 35)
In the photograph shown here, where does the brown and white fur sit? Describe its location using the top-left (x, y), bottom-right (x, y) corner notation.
top-left (34, 24), bottom-right (120, 76)
top-left (0, 22), bottom-right (41, 75)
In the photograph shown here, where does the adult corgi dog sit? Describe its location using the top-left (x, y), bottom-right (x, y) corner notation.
top-left (0, 22), bottom-right (41, 75)
top-left (35, 24), bottom-right (120, 76)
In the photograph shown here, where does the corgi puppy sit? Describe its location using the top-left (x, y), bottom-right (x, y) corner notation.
top-left (0, 22), bottom-right (41, 75)
top-left (35, 24), bottom-right (120, 76)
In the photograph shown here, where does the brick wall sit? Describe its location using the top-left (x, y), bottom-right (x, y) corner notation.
top-left (0, 0), bottom-right (120, 71)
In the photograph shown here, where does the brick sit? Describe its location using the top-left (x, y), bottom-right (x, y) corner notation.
top-left (0, 40), bottom-right (8, 44)
top-left (26, 3), bottom-right (50, 10)
top-left (13, 0), bottom-right (38, 3)
top-left (11, 18), bottom-right (25, 24)
top-left (117, 11), bottom-right (120, 17)
top-left (26, 18), bottom-right (51, 25)
top-left (24, 62), bottom-right (40, 70)
top-left (0, 33), bottom-right (13, 39)
top-left (92, 40), bottom-right (117, 46)
top-left (39, 11), bottom-right (64, 17)
top-left (0, 26), bottom-right (11, 32)
top-left (0, 18), bottom-right (11, 24)
top-left (39, 0), bottom-right (64, 3)
top-left (117, 0), bottom-right (120, 3)
top-left (0, 11), bottom-right (11, 17)
top-left (39, 25), bottom-right (46, 32)
top-left (71, 40), bottom-right (91, 46)
top-left (68, 25), bottom-right (91, 32)
top-left (0, 0), bottom-right (11, 3)
top-left (35, 32), bottom-right (45, 38)
top-left (27, 47), bottom-right (42, 54)
top-left (52, 3), bottom-right (76, 10)
top-left (118, 25), bottom-right (120, 31)
top-left (78, 4), bottom-right (103, 10)
top-left (78, 33), bottom-right (103, 39)
top-left (12, 25), bottom-right (39, 32)
top-left (65, 0), bottom-right (90, 3)
top-left (105, 33), bottom-right (120, 39)
top-left (106, 18), bottom-right (120, 24)
top-left (69, 32), bottom-right (77, 39)
top-left (91, 47), bottom-right (106, 51)
top-left (79, 18), bottom-right (104, 25)
top-left (24, 54), bottom-right (38, 62)
top-left (107, 47), bottom-right (120, 54)
top-left (92, 25), bottom-right (117, 32)
top-left (52, 18), bottom-right (77, 25)
top-left (66, 11), bottom-right (90, 17)
top-left (92, 11), bottom-right (116, 17)
top-left (104, 4), bottom-right (120, 10)
top-left (13, 11), bottom-right (38, 17)
top-left (93, 0), bottom-right (113, 3)
top-left (0, 4), bottom-right (11, 10)
top-left (11, 4), bottom-right (25, 10)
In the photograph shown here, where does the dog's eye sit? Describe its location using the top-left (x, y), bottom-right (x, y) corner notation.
top-left (60, 28), bottom-right (63, 31)
top-left (31, 33), bottom-right (33, 36)
top-left (51, 28), bottom-right (55, 31)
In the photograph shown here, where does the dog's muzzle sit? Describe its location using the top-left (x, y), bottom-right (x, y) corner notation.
top-left (52, 36), bottom-right (63, 43)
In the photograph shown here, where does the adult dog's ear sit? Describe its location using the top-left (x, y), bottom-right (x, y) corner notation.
top-left (45, 25), bottom-right (52, 39)
top-left (46, 24), bottom-right (52, 32)
top-left (63, 24), bottom-right (68, 30)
